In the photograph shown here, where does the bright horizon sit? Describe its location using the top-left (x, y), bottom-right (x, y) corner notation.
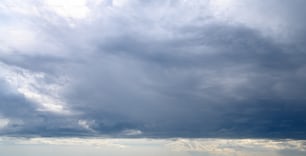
top-left (1, 137), bottom-right (306, 156)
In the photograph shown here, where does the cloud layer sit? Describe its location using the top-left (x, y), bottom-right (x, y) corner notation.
top-left (1, 137), bottom-right (306, 156)
top-left (0, 0), bottom-right (306, 138)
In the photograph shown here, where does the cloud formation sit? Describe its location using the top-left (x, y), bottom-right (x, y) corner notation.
top-left (1, 137), bottom-right (306, 156)
top-left (0, 0), bottom-right (306, 138)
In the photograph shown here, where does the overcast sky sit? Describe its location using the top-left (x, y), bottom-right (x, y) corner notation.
top-left (1, 0), bottom-right (306, 143)
top-left (1, 0), bottom-right (306, 155)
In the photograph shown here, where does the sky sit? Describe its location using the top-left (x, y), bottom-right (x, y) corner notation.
top-left (0, 0), bottom-right (306, 155)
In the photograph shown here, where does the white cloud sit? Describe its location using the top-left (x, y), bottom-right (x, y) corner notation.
top-left (44, 0), bottom-right (90, 19)
top-left (121, 129), bottom-right (142, 136)
top-left (166, 139), bottom-right (306, 156)
top-left (209, 0), bottom-right (301, 42)
top-left (112, 0), bottom-right (129, 7)
top-left (0, 63), bottom-right (71, 114)
top-left (5, 137), bottom-right (126, 148)
top-left (0, 0), bottom-right (40, 16)
top-left (78, 120), bottom-right (96, 132)
top-left (0, 118), bottom-right (9, 129)
top-left (1, 137), bottom-right (305, 156)
top-left (0, 26), bottom-right (37, 54)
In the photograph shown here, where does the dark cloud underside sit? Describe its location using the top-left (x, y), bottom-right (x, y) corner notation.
top-left (0, 0), bottom-right (306, 138)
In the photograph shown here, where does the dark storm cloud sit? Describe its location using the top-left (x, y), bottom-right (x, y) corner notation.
top-left (0, 0), bottom-right (306, 138)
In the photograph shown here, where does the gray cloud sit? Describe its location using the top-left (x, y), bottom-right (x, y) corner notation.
top-left (0, 0), bottom-right (306, 138)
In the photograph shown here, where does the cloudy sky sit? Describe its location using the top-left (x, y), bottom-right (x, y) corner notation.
top-left (0, 0), bottom-right (306, 155)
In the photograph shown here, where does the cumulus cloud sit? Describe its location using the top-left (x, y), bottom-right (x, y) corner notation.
top-left (0, 0), bottom-right (306, 138)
